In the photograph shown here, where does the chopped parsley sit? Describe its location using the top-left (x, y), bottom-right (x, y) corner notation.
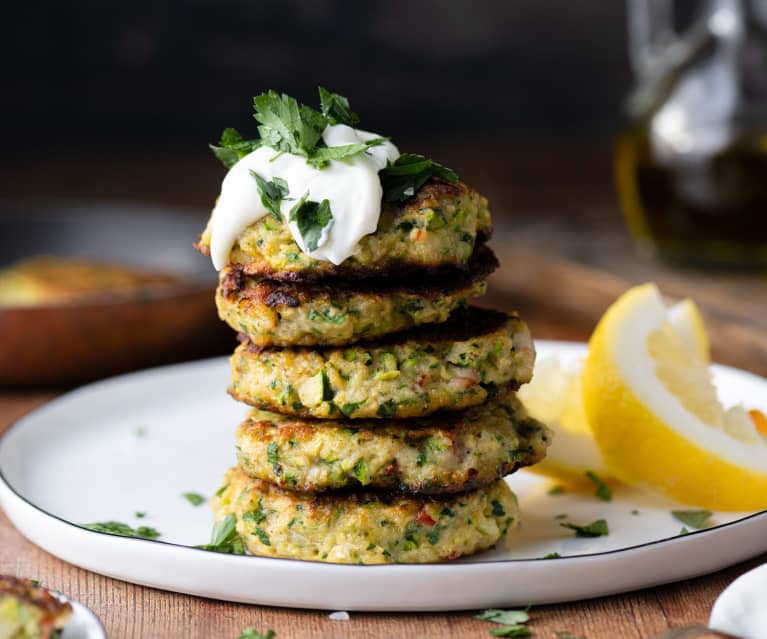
top-left (489, 627), bottom-right (531, 637)
top-left (560, 519), bottom-right (609, 538)
top-left (339, 401), bottom-right (363, 417)
top-left (267, 442), bottom-right (280, 465)
top-left (377, 399), bottom-right (397, 418)
top-left (491, 500), bottom-right (506, 517)
top-left (253, 527), bottom-right (271, 546)
top-left (680, 527), bottom-right (690, 535)
top-left (182, 492), bottom-right (206, 507)
top-left (210, 127), bottom-right (261, 169)
top-left (254, 90), bottom-right (326, 158)
top-left (288, 194), bottom-right (334, 252)
top-left (134, 511), bottom-right (147, 519)
top-left (379, 153), bottom-right (458, 203)
top-left (213, 88), bottom-right (384, 170)
top-left (82, 521), bottom-right (161, 540)
top-left (195, 514), bottom-right (246, 555)
top-left (672, 509), bottom-right (712, 530)
top-left (251, 171), bottom-right (289, 222)
top-left (554, 632), bottom-right (584, 639)
top-left (319, 86), bottom-right (360, 126)
top-left (585, 471), bottom-right (612, 501)
top-left (544, 552), bottom-right (561, 559)
top-left (476, 609), bottom-right (530, 625)
top-left (477, 608), bottom-right (531, 637)
top-left (238, 629), bottom-right (276, 639)
top-left (548, 485), bottom-right (565, 496)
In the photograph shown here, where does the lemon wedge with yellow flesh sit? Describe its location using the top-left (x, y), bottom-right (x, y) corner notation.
top-left (518, 356), bottom-right (611, 486)
top-left (582, 283), bottom-right (767, 511)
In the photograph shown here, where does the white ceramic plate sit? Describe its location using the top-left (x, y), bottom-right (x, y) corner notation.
top-left (1, 342), bottom-right (766, 612)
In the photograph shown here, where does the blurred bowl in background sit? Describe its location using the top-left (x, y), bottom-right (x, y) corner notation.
top-left (0, 200), bottom-right (234, 387)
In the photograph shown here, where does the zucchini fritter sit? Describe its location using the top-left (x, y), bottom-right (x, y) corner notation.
top-left (229, 307), bottom-right (535, 419)
top-left (198, 180), bottom-right (491, 280)
top-left (0, 576), bottom-right (71, 639)
top-left (235, 392), bottom-right (551, 493)
top-left (212, 466), bottom-right (519, 564)
top-left (217, 244), bottom-right (497, 346)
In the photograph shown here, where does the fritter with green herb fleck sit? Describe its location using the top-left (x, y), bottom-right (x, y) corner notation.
top-left (235, 391), bottom-right (551, 493)
top-left (197, 180), bottom-right (491, 280)
top-left (212, 466), bottom-right (519, 564)
top-left (0, 576), bottom-right (72, 639)
top-left (229, 307), bottom-right (534, 419)
top-left (217, 244), bottom-right (497, 347)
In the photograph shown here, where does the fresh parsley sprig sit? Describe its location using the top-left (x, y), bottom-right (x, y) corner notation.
top-left (319, 86), bottom-right (360, 126)
top-left (210, 128), bottom-right (262, 169)
top-left (379, 153), bottom-right (459, 202)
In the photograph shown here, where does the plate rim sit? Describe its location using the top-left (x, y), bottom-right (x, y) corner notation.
top-left (1, 342), bottom-right (766, 571)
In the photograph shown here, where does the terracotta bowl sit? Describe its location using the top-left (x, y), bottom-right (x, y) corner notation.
top-left (0, 200), bottom-right (235, 387)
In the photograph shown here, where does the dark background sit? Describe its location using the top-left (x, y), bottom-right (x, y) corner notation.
top-left (1, 0), bottom-right (632, 153)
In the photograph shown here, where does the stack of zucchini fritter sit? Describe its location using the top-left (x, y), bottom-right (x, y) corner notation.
top-left (199, 180), bottom-right (552, 564)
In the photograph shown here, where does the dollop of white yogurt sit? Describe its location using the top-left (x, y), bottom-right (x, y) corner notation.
top-left (709, 561), bottom-right (767, 639)
top-left (208, 124), bottom-right (399, 270)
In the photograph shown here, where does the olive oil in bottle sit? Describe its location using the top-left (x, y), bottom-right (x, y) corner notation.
top-left (616, 128), bottom-right (767, 267)
top-left (618, 0), bottom-right (767, 268)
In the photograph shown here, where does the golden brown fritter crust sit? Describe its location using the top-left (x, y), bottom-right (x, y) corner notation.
top-left (235, 392), bottom-right (551, 493)
top-left (216, 245), bottom-right (498, 346)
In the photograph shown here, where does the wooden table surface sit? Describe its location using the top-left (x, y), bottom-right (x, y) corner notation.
top-left (2, 146), bottom-right (766, 638)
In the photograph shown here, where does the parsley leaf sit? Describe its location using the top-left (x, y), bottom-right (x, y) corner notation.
top-left (251, 171), bottom-right (289, 222)
top-left (560, 519), bottom-right (609, 538)
top-left (182, 492), bottom-right (206, 507)
top-left (195, 513), bottom-right (247, 554)
top-left (672, 510), bottom-right (712, 529)
top-left (238, 629), bottom-right (276, 639)
top-left (307, 138), bottom-right (387, 169)
top-left (319, 86), bottom-right (360, 126)
top-left (680, 527), bottom-right (690, 535)
top-left (288, 194), bottom-right (334, 252)
top-left (253, 90), bottom-right (326, 158)
top-left (585, 471), bottom-right (612, 502)
top-left (544, 552), bottom-right (561, 559)
top-left (379, 153), bottom-right (459, 202)
top-left (210, 127), bottom-right (261, 168)
top-left (489, 626), bottom-right (531, 637)
top-left (82, 521), bottom-right (161, 540)
top-left (476, 610), bottom-right (530, 625)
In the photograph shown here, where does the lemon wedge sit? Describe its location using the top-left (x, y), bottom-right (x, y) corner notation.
top-left (582, 283), bottom-right (767, 511)
top-left (518, 356), bottom-right (612, 486)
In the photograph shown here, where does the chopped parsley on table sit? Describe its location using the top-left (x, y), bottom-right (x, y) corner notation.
top-left (477, 608), bottom-right (532, 637)
top-left (237, 629), bottom-right (275, 639)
